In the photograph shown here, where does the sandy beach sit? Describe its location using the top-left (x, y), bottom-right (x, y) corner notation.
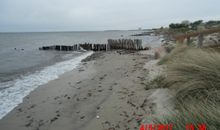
top-left (1, 0), bottom-right (219, 129)
top-left (0, 50), bottom-right (160, 130)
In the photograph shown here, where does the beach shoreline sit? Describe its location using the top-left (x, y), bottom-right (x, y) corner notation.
top-left (0, 50), bottom-right (160, 130)
top-left (0, 46), bottom-right (175, 130)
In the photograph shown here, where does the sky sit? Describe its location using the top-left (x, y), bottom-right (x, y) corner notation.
top-left (0, 0), bottom-right (220, 32)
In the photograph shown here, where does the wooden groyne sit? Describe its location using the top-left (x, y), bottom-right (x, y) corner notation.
top-left (39, 39), bottom-right (143, 52)
top-left (107, 39), bottom-right (143, 50)
top-left (39, 44), bottom-right (107, 51)
top-left (39, 45), bottom-right (80, 51)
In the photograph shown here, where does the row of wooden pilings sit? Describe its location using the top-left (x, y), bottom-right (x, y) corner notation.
top-left (108, 39), bottom-right (143, 50)
top-left (79, 43), bottom-right (107, 51)
top-left (39, 44), bottom-right (80, 51)
top-left (39, 39), bottom-right (143, 51)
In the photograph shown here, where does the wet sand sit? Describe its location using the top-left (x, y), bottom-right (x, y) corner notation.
top-left (0, 50), bottom-right (169, 130)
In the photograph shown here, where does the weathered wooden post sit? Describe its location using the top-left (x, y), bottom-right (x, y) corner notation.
top-left (124, 39), bottom-right (128, 49)
top-left (98, 44), bottom-right (101, 51)
top-left (128, 39), bottom-right (132, 50)
top-left (75, 44), bottom-right (78, 50)
top-left (137, 39), bottom-right (142, 50)
top-left (55, 45), bottom-right (60, 51)
top-left (132, 39), bottom-right (135, 50)
top-left (90, 44), bottom-right (92, 50)
top-left (117, 39), bottom-right (119, 49)
top-left (114, 40), bottom-right (116, 49)
top-left (94, 44), bottom-right (96, 51)
top-left (110, 39), bottom-right (113, 49)
top-left (198, 34), bottom-right (204, 47)
top-left (106, 43), bottom-right (110, 51)
top-left (99, 44), bottom-right (101, 51)
top-left (122, 39), bottom-right (124, 49)
top-left (186, 36), bottom-right (191, 45)
top-left (134, 39), bottom-right (138, 50)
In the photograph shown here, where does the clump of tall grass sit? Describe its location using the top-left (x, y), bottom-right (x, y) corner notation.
top-left (154, 99), bottom-right (220, 130)
top-left (144, 75), bottom-right (166, 90)
top-left (154, 51), bottom-right (161, 59)
top-left (153, 47), bottom-right (220, 129)
top-left (164, 48), bottom-right (220, 101)
top-left (158, 44), bottom-right (188, 65)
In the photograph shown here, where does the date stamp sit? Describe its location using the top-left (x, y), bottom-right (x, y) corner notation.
top-left (139, 124), bottom-right (206, 130)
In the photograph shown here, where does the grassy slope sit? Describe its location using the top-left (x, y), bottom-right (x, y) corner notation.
top-left (153, 45), bottom-right (220, 130)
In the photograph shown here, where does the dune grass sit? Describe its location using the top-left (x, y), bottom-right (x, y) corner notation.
top-left (144, 75), bottom-right (166, 90)
top-left (158, 44), bottom-right (189, 65)
top-left (155, 100), bottom-right (220, 130)
top-left (154, 45), bottom-right (220, 129)
top-left (164, 48), bottom-right (220, 101)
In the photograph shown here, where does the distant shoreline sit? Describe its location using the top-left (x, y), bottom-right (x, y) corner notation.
top-left (0, 29), bottom-right (151, 34)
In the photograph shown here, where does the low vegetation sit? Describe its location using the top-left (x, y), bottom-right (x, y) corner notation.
top-left (156, 100), bottom-right (220, 130)
top-left (164, 47), bottom-right (220, 101)
top-left (158, 44), bottom-right (188, 65)
top-left (169, 20), bottom-right (220, 31)
top-left (152, 45), bottom-right (220, 129)
top-left (144, 75), bottom-right (166, 90)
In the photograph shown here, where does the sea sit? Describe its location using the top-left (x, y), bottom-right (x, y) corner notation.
top-left (0, 30), bottom-right (162, 119)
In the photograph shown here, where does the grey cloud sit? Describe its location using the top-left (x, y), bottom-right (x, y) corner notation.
top-left (0, 0), bottom-right (220, 32)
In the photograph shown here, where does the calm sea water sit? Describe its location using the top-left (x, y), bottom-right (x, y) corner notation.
top-left (0, 30), bottom-right (162, 119)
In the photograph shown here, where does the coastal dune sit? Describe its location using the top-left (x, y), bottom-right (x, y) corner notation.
top-left (0, 50), bottom-right (158, 130)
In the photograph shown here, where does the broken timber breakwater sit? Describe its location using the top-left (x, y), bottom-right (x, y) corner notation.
top-left (39, 39), bottom-right (144, 51)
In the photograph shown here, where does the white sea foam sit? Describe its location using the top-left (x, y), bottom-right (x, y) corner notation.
top-left (0, 51), bottom-right (93, 119)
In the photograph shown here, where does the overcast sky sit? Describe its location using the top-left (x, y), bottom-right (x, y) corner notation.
top-left (0, 0), bottom-right (220, 32)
